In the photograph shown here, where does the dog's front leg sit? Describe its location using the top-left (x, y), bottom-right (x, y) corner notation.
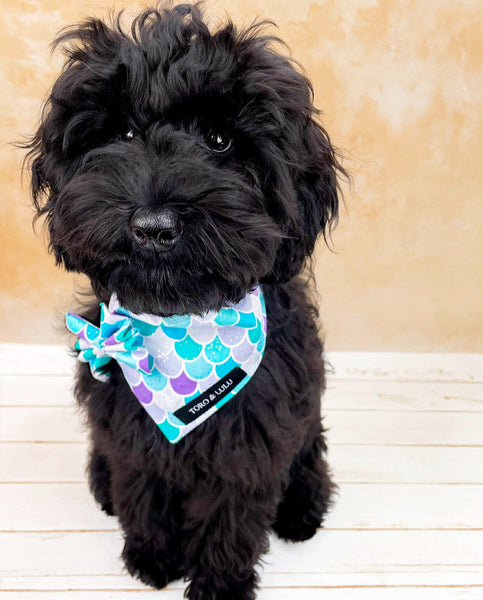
top-left (273, 432), bottom-right (335, 541)
top-left (183, 485), bottom-right (275, 600)
top-left (113, 473), bottom-right (185, 590)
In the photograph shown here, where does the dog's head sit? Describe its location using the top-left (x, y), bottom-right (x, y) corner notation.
top-left (25, 3), bottom-right (344, 315)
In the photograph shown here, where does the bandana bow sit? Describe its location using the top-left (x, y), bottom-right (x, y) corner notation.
top-left (66, 303), bottom-right (154, 381)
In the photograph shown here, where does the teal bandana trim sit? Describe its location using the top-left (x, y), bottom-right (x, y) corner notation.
top-left (66, 286), bottom-right (267, 444)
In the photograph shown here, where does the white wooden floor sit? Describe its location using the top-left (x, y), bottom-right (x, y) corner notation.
top-left (0, 345), bottom-right (482, 599)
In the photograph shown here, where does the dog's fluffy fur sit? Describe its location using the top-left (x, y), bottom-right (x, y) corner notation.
top-left (23, 3), bottom-right (345, 598)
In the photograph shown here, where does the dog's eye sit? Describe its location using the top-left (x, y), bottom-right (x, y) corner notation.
top-left (119, 129), bottom-right (135, 142)
top-left (204, 130), bottom-right (232, 153)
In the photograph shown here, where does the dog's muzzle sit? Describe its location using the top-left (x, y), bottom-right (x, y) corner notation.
top-left (129, 207), bottom-right (183, 252)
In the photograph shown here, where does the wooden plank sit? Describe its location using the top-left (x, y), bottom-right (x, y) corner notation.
top-left (1, 530), bottom-right (482, 577)
top-left (0, 443), bottom-right (87, 482)
top-left (1, 588), bottom-right (482, 599)
top-left (3, 405), bottom-right (482, 445)
top-left (326, 411), bottom-right (483, 446)
top-left (3, 570), bottom-right (483, 591)
top-left (0, 483), bottom-right (114, 531)
top-left (327, 483), bottom-right (483, 529)
top-left (324, 381), bottom-right (483, 412)
top-left (265, 530), bottom-right (483, 572)
top-left (326, 352), bottom-right (483, 383)
top-left (0, 375), bottom-right (74, 406)
top-left (330, 445), bottom-right (483, 484)
top-left (2, 483), bottom-right (481, 531)
top-left (2, 345), bottom-right (483, 382)
top-left (0, 344), bottom-right (74, 376)
top-left (0, 406), bottom-right (86, 442)
top-left (3, 376), bottom-right (483, 412)
top-left (2, 443), bottom-right (482, 484)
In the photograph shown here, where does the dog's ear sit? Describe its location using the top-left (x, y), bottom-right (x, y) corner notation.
top-left (28, 147), bottom-right (75, 267)
top-left (20, 18), bottom-right (125, 269)
top-left (265, 114), bottom-right (342, 283)
top-left (22, 104), bottom-right (75, 268)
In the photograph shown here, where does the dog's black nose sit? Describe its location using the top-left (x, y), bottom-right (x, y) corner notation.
top-left (129, 207), bottom-right (183, 252)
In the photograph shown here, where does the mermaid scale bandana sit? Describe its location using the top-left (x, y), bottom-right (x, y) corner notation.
top-left (66, 286), bottom-right (267, 444)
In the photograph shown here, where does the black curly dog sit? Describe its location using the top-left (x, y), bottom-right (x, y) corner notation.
top-left (23, 3), bottom-right (345, 598)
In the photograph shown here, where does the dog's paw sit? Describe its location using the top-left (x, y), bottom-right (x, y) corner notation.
top-left (272, 499), bottom-right (322, 542)
top-left (272, 513), bottom-right (320, 542)
top-left (122, 540), bottom-right (182, 590)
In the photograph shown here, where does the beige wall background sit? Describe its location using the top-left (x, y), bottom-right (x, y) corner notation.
top-left (1, 0), bottom-right (481, 351)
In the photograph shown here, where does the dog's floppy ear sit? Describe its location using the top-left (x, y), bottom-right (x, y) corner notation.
top-left (21, 119), bottom-right (63, 265)
top-left (265, 113), bottom-right (342, 283)
top-left (20, 17), bottom-right (125, 269)
top-left (22, 108), bottom-right (75, 268)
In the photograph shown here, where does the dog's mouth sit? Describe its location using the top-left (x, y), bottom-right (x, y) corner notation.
top-left (90, 258), bottom-right (254, 317)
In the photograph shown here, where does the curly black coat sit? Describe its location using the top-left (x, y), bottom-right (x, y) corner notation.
top-left (23, 3), bottom-right (344, 598)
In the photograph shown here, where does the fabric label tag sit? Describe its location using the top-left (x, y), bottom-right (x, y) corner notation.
top-left (174, 367), bottom-right (247, 425)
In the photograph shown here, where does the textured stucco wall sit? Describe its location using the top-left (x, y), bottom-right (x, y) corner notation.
top-left (1, 0), bottom-right (482, 350)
